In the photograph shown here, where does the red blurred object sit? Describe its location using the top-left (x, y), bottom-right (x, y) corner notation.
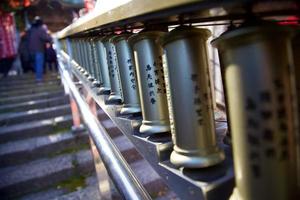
top-left (278, 16), bottom-right (299, 25)
top-left (0, 12), bottom-right (17, 59)
top-left (84, 0), bottom-right (95, 13)
top-left (24, 0), bottom-right (31, 7)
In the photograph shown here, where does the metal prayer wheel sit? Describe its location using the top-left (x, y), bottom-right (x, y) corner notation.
top-left (102, 36), bottom-right (123, 103)
top-left (292, 30), bottom-right (300, 193)
top-left (129, 31), bottom-right (170, 136)
top-left (162, 26), bottom-right (225, 168)
top-left (212, 22), bottom-right (296, 200)
top-left (89, 38), bottom-right (102, 87)
top-left (95, 38), bottom-right (111, 95)
top-left (86, 38), bottom-right (96, 82)
top-left (112, 34), bottom-right (141, 115)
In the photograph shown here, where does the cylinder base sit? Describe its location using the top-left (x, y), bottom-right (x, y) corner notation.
top-left (170, 148), bottom-right (225, 168)
top-left (98, 87), bottom-right (111, 95)
top-left (106, 94), bottom-right (122, 104)
top-left (139, 121), bottom-right (170, 136)
top-left (92, 81), bottom-right (101, 87)
top-left (88, 76), bottom-right (94, 81)
top-left (120, 105), bottom-right (141, 115)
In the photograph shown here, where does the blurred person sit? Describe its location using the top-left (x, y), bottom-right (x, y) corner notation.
top-left (45, 42), bottom-right (57, 73)
top-left (28, 16), bottom-right (52, 81)
top-left (18, 30), bottom-right (33, 73)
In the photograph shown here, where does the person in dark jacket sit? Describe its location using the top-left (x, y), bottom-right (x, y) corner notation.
top-left (28, 16), bottom-right (52, 81)
top-left (18, 30), bottom-right (33, 73)
top-left (45, 42), bottom-right (58, 73)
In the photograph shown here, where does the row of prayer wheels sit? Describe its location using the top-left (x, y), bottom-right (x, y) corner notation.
top-left (67, 19), bottom-right (299, 200)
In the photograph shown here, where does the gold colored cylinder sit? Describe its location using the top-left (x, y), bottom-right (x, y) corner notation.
top-left (102, 36), bottom-right (123, 104)
top-left (212, 22), bottom-right (296, 200)
top-left (292, 30), bottom-right (300, 194)
top-left (112, 34), bottom-right (141, 115)
top-left (129, 31), bottom-right (170, 136)
top-left (162, 26), bottom-right (225, 168)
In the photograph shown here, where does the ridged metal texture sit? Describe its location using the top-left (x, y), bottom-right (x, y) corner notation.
top-left (112, 34), bottom-right (141, 115)
top-left (163, 26), bottom-right (225, 168)
top-left (129, 31), bottom-right (170, 136)
top-left (212, 22), bottom-right (297, 200)
top-left (103, 36), bottom-right (123, 103)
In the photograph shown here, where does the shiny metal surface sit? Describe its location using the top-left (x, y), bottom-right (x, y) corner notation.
top-left (57, 53), bottom-right (152, 200)
top-left (292, 31), bottom-right (300, 192)
top-left (129, 31), bottom-right (170, 136)
top-left (112, 34), bottom-right (141, 115)
top-left (89, 38), bottom-right (102, 87)
top-left (102, 36), bottom-right (123, 103)
top-left (163, 26), bottom-right (225, 168)
top-left (69, 59), bottom-right (235, 200)
top-left (94, 38), bottom-right (111, 95)
top-left (56, 0), bottom-right (299, 39)
top-left (212, 23), bottom-right (297, 200)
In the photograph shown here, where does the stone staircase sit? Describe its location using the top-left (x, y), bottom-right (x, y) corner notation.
top-left (0, 73), bottom-right (178, 200)
top-left (0, 74), bottom-right (100, 200)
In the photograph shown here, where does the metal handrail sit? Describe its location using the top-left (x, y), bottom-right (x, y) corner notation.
top-left (57, 52), bottom-right (151, 200)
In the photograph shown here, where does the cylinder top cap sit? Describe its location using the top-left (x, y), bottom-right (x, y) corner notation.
top-left (211, 21), bottom-right (292, 49)
top-left (110, 33), bottom-right (132, 44)
top-left (128, 31), bottom-right (166, 45)
top-left (100, 35), bottom-right (115, 42)
top-left (162, 26), bottom-right (211, 46)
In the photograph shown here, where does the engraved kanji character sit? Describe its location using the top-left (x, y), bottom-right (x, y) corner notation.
top-left (194, 98), bottom-right (201, 105)
top-left (248, 134), bottom-right (260, 146)
top-left (148, 83), bottom-right (154, 88)
top-left (155, 79), bottom-right (160, 85)
top-left (150, 98), bottom-right (156, 104)
top-left (146, 64), bottom-right (151, 71)
top-left (251, 164), bottom-right (261, 178)
top-left (149, 91), bottom-right (155, 96)
top-left (191, 74), bottom-right (198, 81)
top-left (147, 74), bottom-right (153, 80)
top-left (246, 97), bottom-right (256, 111)
top-left (260, 91), bottom-right (271, 103)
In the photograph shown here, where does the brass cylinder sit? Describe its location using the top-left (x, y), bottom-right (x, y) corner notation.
top-left (112, 34), bottom-right (141, 115)
top-left (162, 26), bottom-right (225, 168)
top-left (95, 38), bottom-right (111, 95)
top-left (129, 31), bottom-right (170, 136)
top-left (102, 36), bottom-right (123, 103)
top-left (86, 38), bottom-right (96, 82)
top-left (292, 30), bottom-right (300, 194)
top-left (88, 38), bottom-right (101, 87)
top-left (212, 22), bottom-right (296, 200)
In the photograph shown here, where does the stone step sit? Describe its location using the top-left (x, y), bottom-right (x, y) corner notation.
top-left (0, 104), bottom-right (71, 126)
top-left (19, 175), bottom-right (101, 200)
top-left (0, 115), bottom-right (73, 144)
top-left (0, 74), bottom-right (60, 85)
top-left (0, 73), bottom-right (58, 82)
top-left (0, 80), bottom-right (61, 92)
top-left (0, 149), bottom-right (94, 199)
top-left (0, 90), bottom-right (65, 105)
top-left (0, 84), bottom-right (62, 98)
top-left (0, 130), bottom-right (89, 167)
top-left (0, 83), bottom-right (63, 97)
top-left (0, 96), bottom-right (69, 114)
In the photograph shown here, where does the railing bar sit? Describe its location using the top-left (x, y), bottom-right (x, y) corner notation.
top-left (57, 53), bottom-right (152, 200)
